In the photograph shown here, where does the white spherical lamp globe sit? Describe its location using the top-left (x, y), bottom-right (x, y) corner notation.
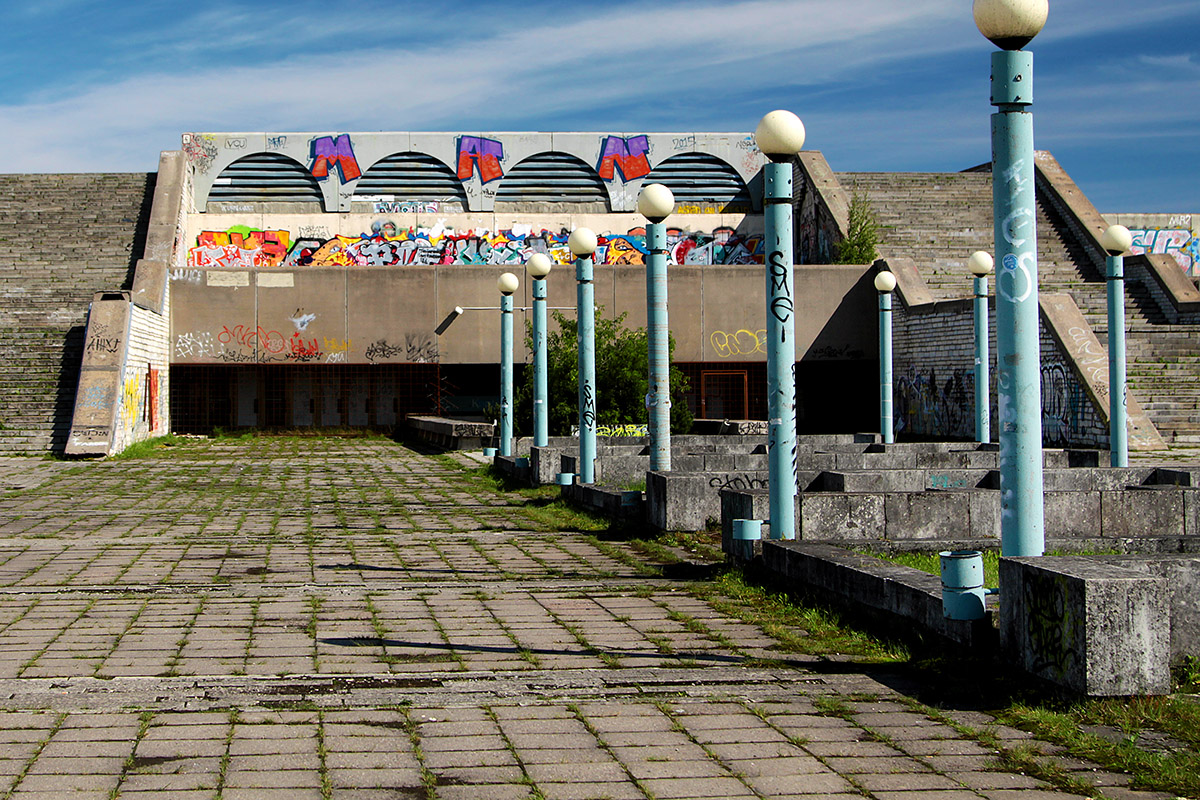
top-left (968, 251), bottom-right (995, 277)
top-left (638, 183), bottom-right (675, 223)
top-left (497, 272), bottom-right (519, 295)
top-left (973, 0), bottom-right (1048, 50)
top-left (874, 271), bottom-right (897, 293)
top-left (568, 227), bottom-right (598, 257)
top-left (525, 253), bottom-right (552, 278)
top-left (755, 110), bottom-right (806, 159)
top-left (1100, 225), bottom-right (1133, 257)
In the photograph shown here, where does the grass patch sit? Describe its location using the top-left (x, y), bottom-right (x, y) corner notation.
top-left (998, 696), bottom-right (1200, 798)
top-left (107, 434), bottom-right (189, 460)
top-left (691, 568), bottom-right (908, 663)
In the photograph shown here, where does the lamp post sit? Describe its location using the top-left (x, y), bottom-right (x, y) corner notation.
top-left (497, 271), bottom-right (519, 457)
top-left (569, 228), bottom-right (599, 484)
top-left (526, 253), bottom-right (553, 449)
top-left (976, 0), bottom-right (1048, 558)
top-left (875, 270), bottom-right (897, 444)
top-left (969, 251), bottom-right (994, 443)
top-left (756, 109), bottom-right (806, 541)
top-left (639, 183), bottom-right (676, 471)
top-left (1101, 224), bottom-right (1133, 467)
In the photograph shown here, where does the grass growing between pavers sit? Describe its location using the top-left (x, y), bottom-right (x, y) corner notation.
top-left (904, 657), bottom-right (1200, 799)
top-left (998, 696), bottom-right (1200, 799)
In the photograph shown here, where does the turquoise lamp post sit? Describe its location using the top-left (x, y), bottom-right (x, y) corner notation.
top-left (755, 109), bottom-right (806, 540)
top-left (638, 183), bottom-right (676, 471)
top-left (976, 0), bottom-right (1049, 557)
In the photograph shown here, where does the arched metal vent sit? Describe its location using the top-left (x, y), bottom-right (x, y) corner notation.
top-left (354, 152), bottom-right (467, 202)
top-left (208, 153), bottom-right (324, 204)
top-left (495, 152), bottom-right (608, 205)
top-left (644, 153), bottom-right (750, 207)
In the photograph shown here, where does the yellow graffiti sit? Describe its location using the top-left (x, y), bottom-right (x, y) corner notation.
top-left (710, 329), bottom-right (766, 358)
top-left (597, 424), bottom-right (648, 437)
top-left (323, 337), bottom-right (353, 354)
top-left (120, 375), bottom-right (143, 429)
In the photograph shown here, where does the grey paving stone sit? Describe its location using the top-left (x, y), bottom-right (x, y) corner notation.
top-left (0, 442), bottom-right (1178, 800)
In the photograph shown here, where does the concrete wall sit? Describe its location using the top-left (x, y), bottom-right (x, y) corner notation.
top-left (886, 256), bottom-right (1165, 450)
top-left (186, 131), bottom-right (764, 214)
top-left (170, 263), bottom-right (875, 367)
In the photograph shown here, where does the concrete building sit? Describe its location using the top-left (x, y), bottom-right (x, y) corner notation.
top-left (1, 130), bottom-right (1197, 456)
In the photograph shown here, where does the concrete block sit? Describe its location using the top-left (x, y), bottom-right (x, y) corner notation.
top-left (760, 541), bottom-right (994, 649)
top-left (1101, 487), bottom-right (1187, 539)
top-left (925, 469), bottom-right (998, 490)
top-left (884, 491), bottom-right (970, 540)
top-left (720, 488), bottom-right (771, 559)
top-left (799, 493), bottom-right (885, 541)
top-left (1000, 556), bottom-right (1170, 696)
top-left (1044, 491), bottom-right (1102, 539)
top-left (529, 446), bottom-right (561, 486)
top-left (1043, 467), bottom-right (1150, 492)
top-left (820, 470), bottom-right (926, 493)
top-left (1089, 555), bottom-right (1200, 664)
top-left (967, 490), bottom-right (1001, 540)
top-left (131, 260), bottom-right (168, 314)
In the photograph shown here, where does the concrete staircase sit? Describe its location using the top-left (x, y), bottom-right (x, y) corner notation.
top-left (839, 169), bottom-right (1200, 445)
top-left (0, 173), bottom-right (155, 454)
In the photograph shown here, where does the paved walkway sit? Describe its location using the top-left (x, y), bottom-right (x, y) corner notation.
top-left (0, 438), bottom-right (1175, 800)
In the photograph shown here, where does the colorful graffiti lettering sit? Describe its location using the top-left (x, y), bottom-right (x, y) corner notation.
top-left (1128, 227), bottom-right (1197, 276)
top-left (188, 224), bottom-right (765, 269)
top-left (310, 134), bottom-right (362, 182)
top-left (597, 135), bottom-right (650, 182)
top-left (456, 136), bottom-right (504, 183)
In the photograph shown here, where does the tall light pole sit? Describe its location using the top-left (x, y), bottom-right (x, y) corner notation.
top-left (639, 183), bottom-right (676, 471)
top-left (969, 251), bottom-right (994, 444)
top-left (497, 271), bottom-right (519, 457)
top-left (526, 253), bottom-right (553, 449)
top-left (976, 0), bottom-right (1048, 557)
top-left (875, 270), bottom-right (897, 445)
top-left (569, 227), bottom-right (599, 484)
top-left (756, 110), bottom-right (805, 541)
top-left (1101, 224), bottom-right (1133, 467)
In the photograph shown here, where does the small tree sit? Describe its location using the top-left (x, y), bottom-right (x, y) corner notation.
top-left (834, 191), bottom-right (880, 264)
top-left (518, 307), bottom-right (692, 436)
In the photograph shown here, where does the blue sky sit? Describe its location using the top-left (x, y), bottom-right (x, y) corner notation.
top-left (1, 0), bottom-right (1196, 212)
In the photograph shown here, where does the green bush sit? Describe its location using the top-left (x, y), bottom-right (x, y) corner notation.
top-left (518, 306), bottom-right (692, 436)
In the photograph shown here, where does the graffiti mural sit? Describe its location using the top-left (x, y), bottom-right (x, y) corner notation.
top-left (1041, 361), bottom-right (1084, 447)
top-left (1128, 226), bottom-right (1197, 276)
top-left (310, 134), bottom-right (362, 183)
top-left (456, 136), bottom-right (505, 183)
top-left (188, 224), bottom-right (765, 269)
top-left (895, 368), bottom-right (973, 439)
top-left (597, 135), bottom-right (651, 182)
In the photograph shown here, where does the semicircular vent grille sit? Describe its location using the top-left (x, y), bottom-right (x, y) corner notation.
top-left (496, 152), bottom-right (608, 205)
top-left (208, 153), bottom-right (324, 204)
top-left (354, 152), bottom-right (467, 202)
top-left (644, 153), bottom-right (749, 207)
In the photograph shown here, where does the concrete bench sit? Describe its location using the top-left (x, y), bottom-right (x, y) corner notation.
top-left (1001, 556), bottom-right (1171, 695)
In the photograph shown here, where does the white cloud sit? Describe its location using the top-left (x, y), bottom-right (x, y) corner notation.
top-left (0, 0), bottom-right (972, 171)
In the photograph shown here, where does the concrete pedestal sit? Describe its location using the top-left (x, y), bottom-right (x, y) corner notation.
top-left (1000, 556), bottom-right (1170, 696)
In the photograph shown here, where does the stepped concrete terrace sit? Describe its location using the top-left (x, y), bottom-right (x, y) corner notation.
top-left (0, 173), bottom-right (156, 454)
top-left (0, 435), bottom-right (1183, 799)
top-left (838, 167), bottom-right (1200, 446)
